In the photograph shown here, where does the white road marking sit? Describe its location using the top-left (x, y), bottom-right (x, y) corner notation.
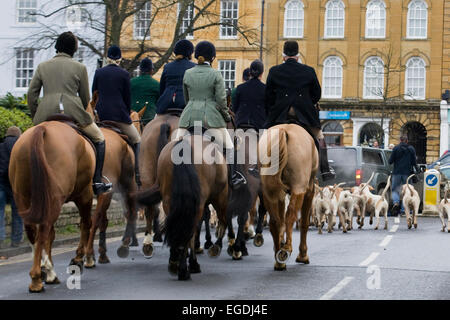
top-left (379, 235), bottom-right (393, 247)
top-left (359, 252), bottom-right (380, 267)
top-left (395, 217), bottom-right (400, 224)
top-left (390, 225), bottom-right (399, 233)
top-left (320, 276), bottom-right (354, 300)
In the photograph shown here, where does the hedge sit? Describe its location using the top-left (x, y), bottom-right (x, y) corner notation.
top-left (0, 107), bottom-right (33, 139)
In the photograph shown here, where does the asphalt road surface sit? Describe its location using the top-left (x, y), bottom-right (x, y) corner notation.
top-left (0, 216), bottom-right (449, 300)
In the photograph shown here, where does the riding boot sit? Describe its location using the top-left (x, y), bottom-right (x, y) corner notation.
top-left (225, 148), bottom-right (247, 189)
top-left (132, 142), bottom-right (142, 188)
top-left (93, 141), bottom-right (113, 195)
top-left (315, 138), bottom-right (335, 181)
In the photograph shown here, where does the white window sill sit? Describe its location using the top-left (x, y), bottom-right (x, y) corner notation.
top-left (364, 36), bottom-right (386, 39)
top-left (283, 35), bottom-right (304, 39)
top-left (362, 96), bottom-right (384, 100)
top-left (323, 35), bottom-right (345, 39)
top-left (220, 36), bottom-right (238, 40)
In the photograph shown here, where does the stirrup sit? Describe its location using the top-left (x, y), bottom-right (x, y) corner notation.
top-left (93, 176), bottom-right (112, 195)
top-left (231, 171), bottom-right (247, 189)
top-left (320, 167), bottom-right (336, 181)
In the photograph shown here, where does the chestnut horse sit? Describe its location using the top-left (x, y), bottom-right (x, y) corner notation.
top-left (137, 137), bottom-right (229, 280)
top-left (258, 124), bottom-right (318, 270)
top-left (9, 122), bottom-right (96, 292)
top-left (84, 94), bottom-right (145, 266)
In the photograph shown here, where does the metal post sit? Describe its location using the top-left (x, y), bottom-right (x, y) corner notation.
top-left (260, 0), bottom-right (265, 61)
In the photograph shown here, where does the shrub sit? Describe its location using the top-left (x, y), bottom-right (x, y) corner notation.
top-left (0, 107), bottom-right (33, 139)
top-left (0, 92), bottom-right (30, 116)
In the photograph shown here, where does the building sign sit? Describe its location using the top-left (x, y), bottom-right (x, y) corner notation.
top-left (320, 111), bottom-right (351, 120)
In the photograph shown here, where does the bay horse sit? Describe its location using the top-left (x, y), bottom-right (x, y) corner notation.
top-left (136, 136), bottom-right (229, 280)
top-left (258, 124), bottom-right (318, 270)
top-left (9, 121), bottom-right (96, 292)
top-left (84, 94), bottom-right (144, 267)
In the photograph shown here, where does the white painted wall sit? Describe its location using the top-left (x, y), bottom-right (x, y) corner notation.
top-left (0, 1), bottom-right (105, 98)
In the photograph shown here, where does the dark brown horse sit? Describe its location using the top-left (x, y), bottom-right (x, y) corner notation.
top-left (9, 122), bottom-right (96, 292)
top-left (137, 137), bottom-right (229, 280)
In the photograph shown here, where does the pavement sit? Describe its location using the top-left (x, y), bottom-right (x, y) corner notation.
top-left (0, 216), bottom-right (448, 300)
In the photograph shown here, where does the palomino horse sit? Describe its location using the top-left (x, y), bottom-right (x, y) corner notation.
top-left (84, 93), bottom-right (145, 266)
top-left (258, 124), bottom-right (318, 270)
top-left (9, 121), bottom-right (96, 292)
top-left (137, 136), bottom-right (229, 280)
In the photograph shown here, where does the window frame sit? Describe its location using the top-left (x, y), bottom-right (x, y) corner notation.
top-left (218, 60), bottom-right (236, 90)
top-left (406, 0), bottom-right (428, 40)
top-left (220, 0), bottom-right (239, 40)
top-left (322, 56), bottom-right (343, 99)
top-left (283, 0), bottom-right (305, 39)
top-left (324, 0), bottom-right (345, 39)
top-left (363, 56), bottom-right (384, 100)
top-left (322, 121), bottom-right (344, 146)
top-left (16, 0), bottom-right (37, 24)
top-left (178, 2), bottom-right (195, 39)
top-left (133, 1), bottom-right (152, 40)
top-left (365, 0), bottom-right (386, 39)
top-left (15, 48), bottom-right (34, 89)
top-left (404, 57), bottom-right (426, 100)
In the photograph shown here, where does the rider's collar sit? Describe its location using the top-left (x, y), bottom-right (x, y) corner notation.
top-left (198, 62), bottom-right (211, 66)
top-left (55, 52), bottom-right (72, 59)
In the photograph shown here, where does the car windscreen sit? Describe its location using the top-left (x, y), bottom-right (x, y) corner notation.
top-left (440, 167), bottom-right (450, 180)
top-left (328, 148), bottom-right (356, 167)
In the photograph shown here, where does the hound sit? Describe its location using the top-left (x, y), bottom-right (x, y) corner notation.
top-left (336, 189), bottom-right (354, 233)
top-left (360, 175), bottom-right (391, 230)
top-left (312, 184), bottom-right (332, 234)
top-left (401, 174), bottom-right (420, 229)
top-left (438, 183), bottom-right (450, 233)
top-left (350, 186), bottom-right (366, 229)
top-left (325, 183), bottom-right (345, 232)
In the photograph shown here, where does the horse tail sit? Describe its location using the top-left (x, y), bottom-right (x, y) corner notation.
top-left (135, 185), bottom-right (162, 207)
top-left (157, 122), bottom-right (171, 158)
top-left (27, 126), bottom-right (53, 224)
top-left (164, 140), bottom-right (201, 249)
top-left (272, 128), bottom-right (289, 192)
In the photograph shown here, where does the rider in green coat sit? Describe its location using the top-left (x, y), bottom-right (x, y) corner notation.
top-left (131, 58), bottom-right (160, 125)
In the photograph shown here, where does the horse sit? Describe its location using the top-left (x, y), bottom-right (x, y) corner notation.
top-left (9, 121), bottom-right (96, 292)
top-left (136, 136), bottom-right (229, 280)
top-left (83, 93), bottom-right (145, 267)
top-left (258, 124), bottom-right (318, 270)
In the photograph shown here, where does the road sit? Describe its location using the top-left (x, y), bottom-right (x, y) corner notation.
top-left (0, 216), bottom-right (449, 300)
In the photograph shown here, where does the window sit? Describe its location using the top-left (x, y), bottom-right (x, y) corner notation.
top-left (15, 49), bottom-right (34, 88)
top-left (283, 0), bottom-right (304, 38)
top-left (65, 3), bottom-right (88, 28)
top-left (405, 57), bottom-right (426, 100)
top-left (178, 2), bottom-right (194, 38)
top-left (323, 121), bottom-right (344, 146)
top-left (359, 122), bottom-right (384, 147)
top-left (219, 60), bottom-right (236, 89)
top-left (17, 0), bottom-right (37, 23)
top-left (324, 0), bottom-right (345, 38)
top-left (220, 0), bottom-right (238, 39)
top-left (363, 57), bottom-right (384, 99)
top-left (365, 0), bottom-right (386, 38)
top-left (322, 56), bottom-right (343, 98)
top-left (362, 150), bottom-right (384, 165)
top-left (134, 1), bottom-right (151, 39)
top-left (407, 0), bottom-right (428, 39)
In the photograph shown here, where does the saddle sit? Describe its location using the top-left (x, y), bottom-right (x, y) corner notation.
top-left (96, 121), bottom-right (132, 147)
top-left (166, 108), bottom-right (183, 117)
top-left (45, 114), bottom-right (95, 151)
top-left (285, 109), bottom-right (319, 152)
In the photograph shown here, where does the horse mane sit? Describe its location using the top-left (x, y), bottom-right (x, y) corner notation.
top-left (26, 126), bottom-right (54, 224)
top-left (164, 139), bottom-right (201, 249)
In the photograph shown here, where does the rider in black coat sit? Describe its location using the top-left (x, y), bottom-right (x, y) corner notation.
top-left (264, 41), bottom-right (335, 181)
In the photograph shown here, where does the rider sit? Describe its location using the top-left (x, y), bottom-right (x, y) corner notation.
top-left (27, 32), bottom-right (112, 195)
top-left (231, 68), bottom-right (250, 105)
top-left (130, 58), bottom-right (160, 126)
top-left (176, 41), bottom-right (247, 188)
top-left (92, 45), bottom-right (142, 187)
top-left (155, 39), bottom-right (195, 115)
top-left (264, 40), bottom-right (335, 181)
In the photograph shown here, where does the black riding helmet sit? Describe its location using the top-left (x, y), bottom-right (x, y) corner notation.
top-left (174, 39), bottom-right (194, 59)
top-left (55, 31), bottom-right (78, 57)
top-left (194, 41), bottom-right (216, 62)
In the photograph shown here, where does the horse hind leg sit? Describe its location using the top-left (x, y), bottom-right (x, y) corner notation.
top-left (117, 192), bottom-right (139, 259)
top-left (70, 192), bottom-right (93, 273)
top-left (29, 223), bottom-right (49, 293)
top-left (296, 191), bottom-right (314, 265)
top-left (283, 193), bottom-right (304, 257)
top-left (203, 205), bottom-right (213, 250)
top-left (188, 235), bottom-right (201, 274)
top-left (142, 205), bottom-right (158, 258)
top-left (41, 225), bottom-right (59, 284)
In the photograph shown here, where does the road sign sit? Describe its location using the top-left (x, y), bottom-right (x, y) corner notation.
top-left (423, 169), bottom-right (440, 214)
top-left (319, 111), bottom-right (351, 120)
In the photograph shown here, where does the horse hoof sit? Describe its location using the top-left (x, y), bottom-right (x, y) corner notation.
top-left (295, 255), bottom-right (310, 264)
top-left (178, 270), bottom-right (191, 281)
top-left (40, 267), bottom-right (47, 282)
top-left (142, 244), bottom-right (153, 259)
top-left (207, 245), bottom-right (221, 258)
top-left (130, 238), bottom-right (139, 247)
top-left (253, 234), bottom-right (264, 247)
top-left (117, 245), bottom-right (129, 259)
top-left (98, 255), bottom-right (110, 264)
top-left (69, 259), bottom-right (84, 275)
top-left (189, 262), bottom-right (201, 274)
top-left (168, 261), bottom-right (178, 275)
top-left (84, 256), bottom-right (96, 268)
top-left (45, 277), bottom-right (60, 285)
top-left (153, 234), bottom-right (163, 243)
top-left (275, 249), bottom-right (291, 264)
top-left (195, 247), bottom-right (204, 254)
top-left (232, 251), bottom-right (242, 260)
top-left (227, 246), bottom-right (233, 257)
top-left (414, 223), bottom-right (417, 229)
top-left (274, 262), bottom-right (286, 271)
top-left (242, 247), bottom-right (249, 256)
top-left (29, 284), bottom-right (45, 293)
top-left (204, 241), bottom-right (213, 250)
top-left (244, 232), bottom-right (250, 241)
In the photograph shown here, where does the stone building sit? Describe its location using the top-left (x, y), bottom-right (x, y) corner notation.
top-left (122, 0), bottom-right (446, 163)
